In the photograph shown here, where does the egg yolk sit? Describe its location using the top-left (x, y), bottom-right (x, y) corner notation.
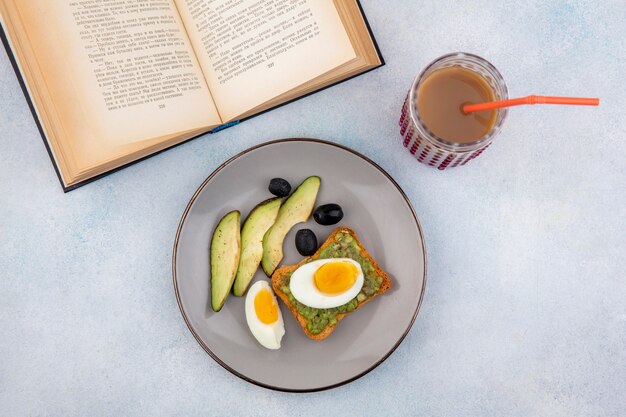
top-left (314, 261), bottom-right (358, 295)
top-left (254, 288), bottom-right (278, 324)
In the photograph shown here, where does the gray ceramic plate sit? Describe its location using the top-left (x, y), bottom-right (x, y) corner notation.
top-left (173, 139), bottom-right (426, 392)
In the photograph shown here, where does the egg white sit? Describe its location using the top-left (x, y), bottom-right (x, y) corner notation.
top-left (289, 258), bottom-right (364, 309)
top-left (245, 281), bottom-right (285, 350)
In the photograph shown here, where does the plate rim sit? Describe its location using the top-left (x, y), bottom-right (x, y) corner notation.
top-left (172, 138), bottom-right (428, 392)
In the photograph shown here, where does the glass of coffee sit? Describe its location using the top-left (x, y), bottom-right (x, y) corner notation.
top-left (400, 52), bottom-right (508, 169)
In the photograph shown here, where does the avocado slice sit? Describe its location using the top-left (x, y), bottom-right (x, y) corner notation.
top-left (210, 210), bottom-right (241, 312)
top-left (261, 176), bottom-right (321, 276)
top-left (233, 198), bottom-right (282, 296)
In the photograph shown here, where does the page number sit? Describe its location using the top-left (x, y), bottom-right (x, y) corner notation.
top-left (158, 104), bottom-right (165, 109)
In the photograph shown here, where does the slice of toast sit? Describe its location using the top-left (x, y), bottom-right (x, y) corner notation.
top-left (271, 227), bottom-right (391, 341)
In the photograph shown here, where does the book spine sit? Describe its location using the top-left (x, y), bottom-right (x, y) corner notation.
top-left (210, 120), bottom-right (240, 133)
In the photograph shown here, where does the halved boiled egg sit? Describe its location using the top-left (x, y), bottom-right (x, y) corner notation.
top-left (290, 258), bottom-right (364, 309)
top-left (245, 281), bottom-right (285, 349)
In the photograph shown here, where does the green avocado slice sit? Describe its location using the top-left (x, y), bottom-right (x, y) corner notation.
top-left (210, 210), bottom-right (241, 312)
top-left (261, 176), bottom-right (321, 276)
top-left (233, 198), bottom-right (282, 296)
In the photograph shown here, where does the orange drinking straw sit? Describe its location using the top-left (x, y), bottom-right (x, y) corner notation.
top-left (463, 95), bottom-right (600, 114)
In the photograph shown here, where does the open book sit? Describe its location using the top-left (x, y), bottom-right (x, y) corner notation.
top-left (0, 0), bottom-right (383, 191)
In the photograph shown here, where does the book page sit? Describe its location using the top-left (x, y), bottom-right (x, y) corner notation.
top-left (175, 0), bottom-right (357, 121)
top-left (11, 0), bottom-right (221, 167)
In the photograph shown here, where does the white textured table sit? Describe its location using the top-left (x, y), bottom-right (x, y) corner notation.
top-left (1, 1), bottom-right (624, 415)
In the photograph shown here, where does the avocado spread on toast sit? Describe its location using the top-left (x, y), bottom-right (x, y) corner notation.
top-left (279, 232), bottom-right (383, 335)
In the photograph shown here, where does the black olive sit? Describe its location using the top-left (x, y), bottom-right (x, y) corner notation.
top-left (295, 229), bottom-right (317, 256)
top-left (313, 204), bottom-right (344, 226)
top-left (268, 178), bottom-right (291, 197)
